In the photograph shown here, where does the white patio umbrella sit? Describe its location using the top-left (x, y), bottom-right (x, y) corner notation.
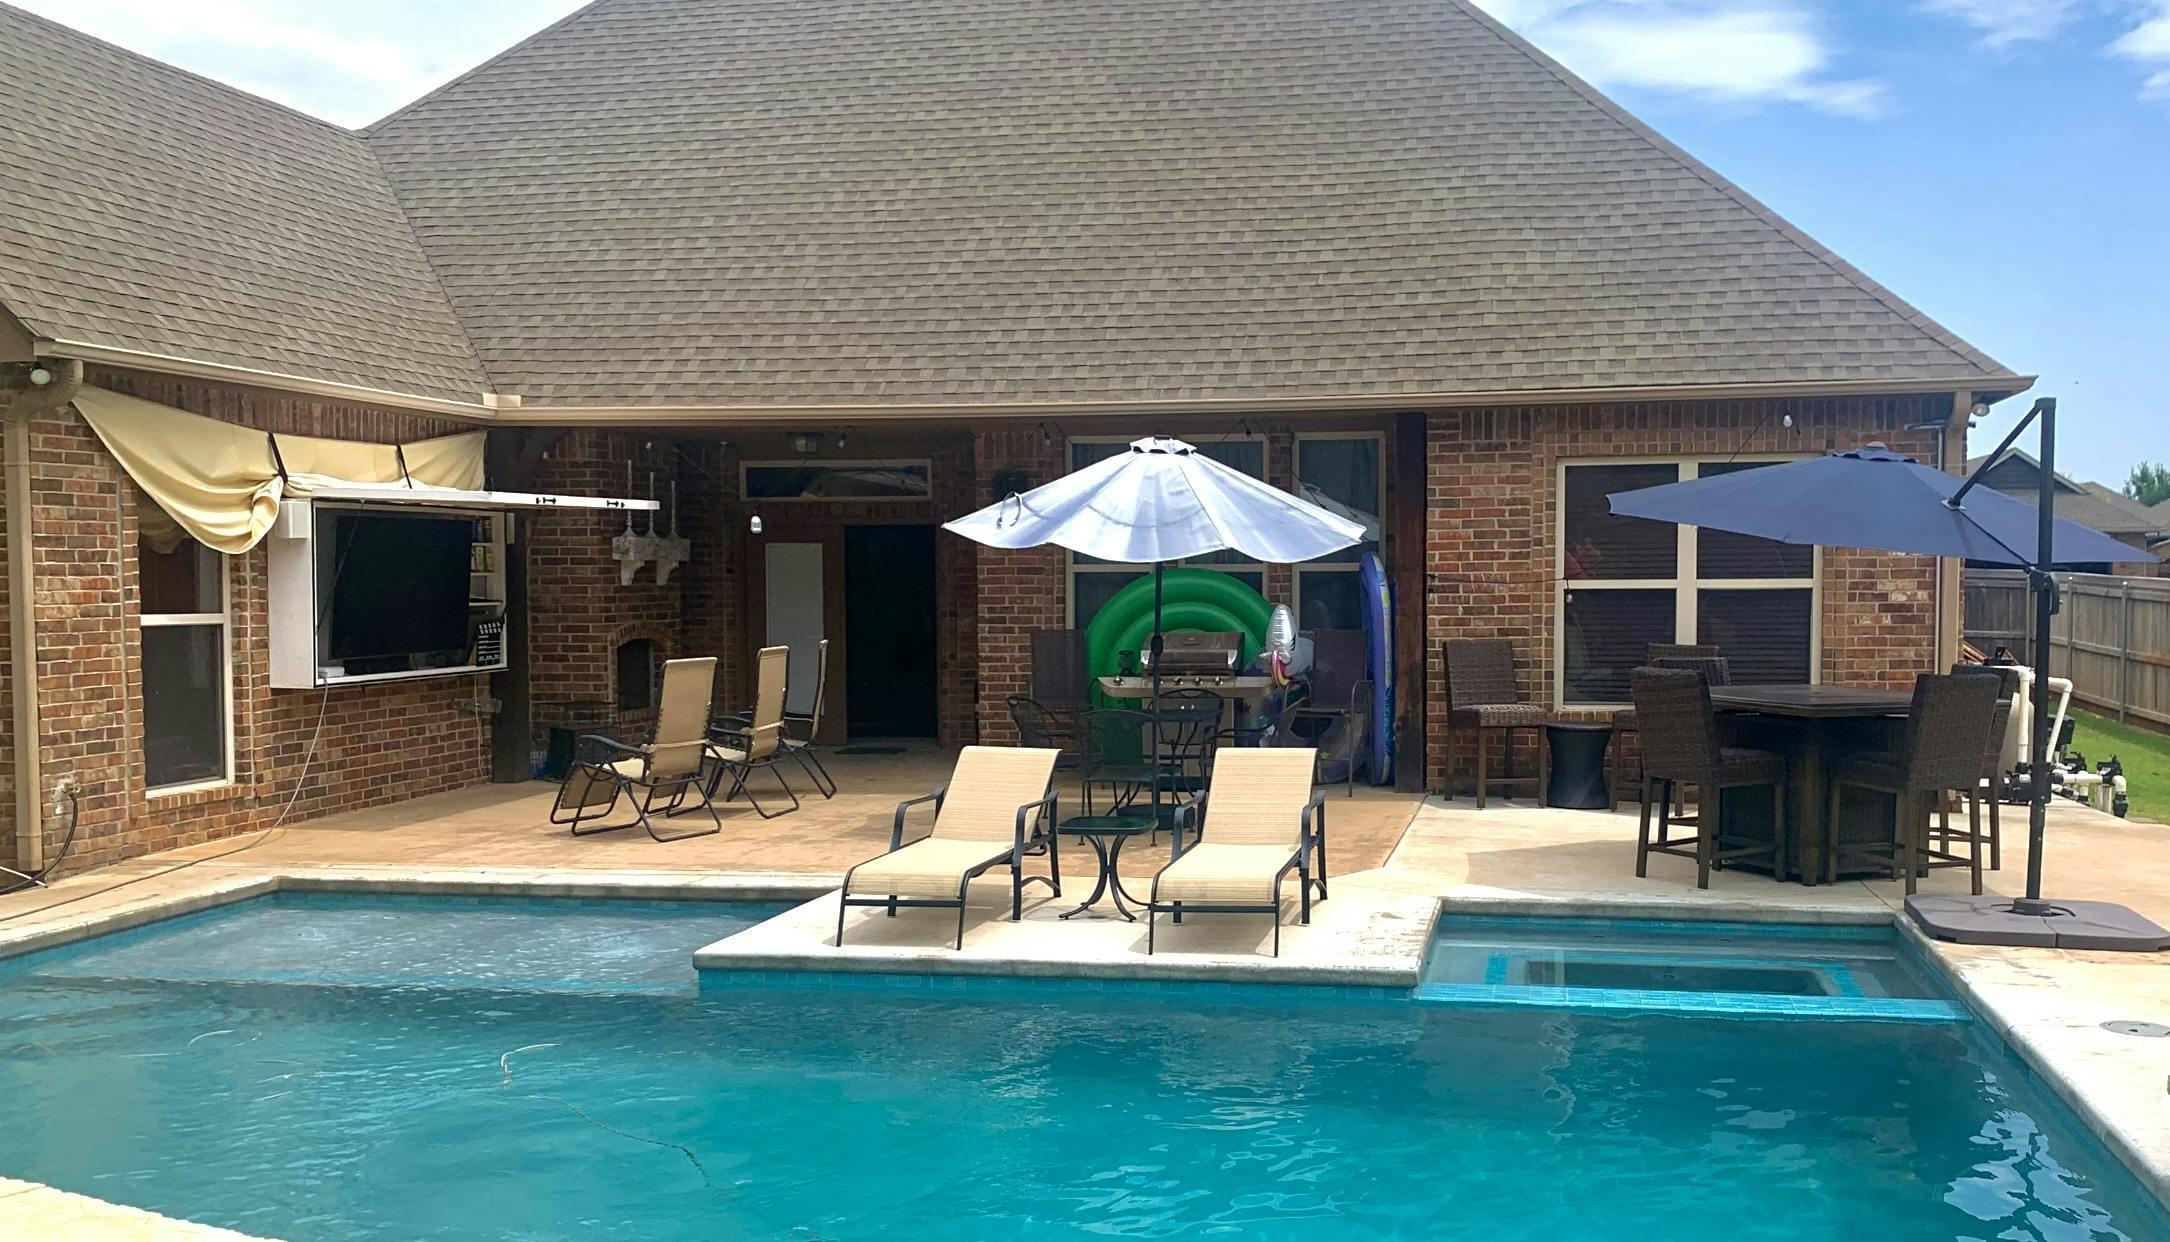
top-left (944, 436), bottom-right (1366, 822)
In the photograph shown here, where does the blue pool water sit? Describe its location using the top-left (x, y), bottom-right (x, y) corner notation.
top-left (1, 895), bottom-right (2163, 1241)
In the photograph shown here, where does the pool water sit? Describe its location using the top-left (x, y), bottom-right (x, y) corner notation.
top-left (1, 895), bottom-right (2162, 1241)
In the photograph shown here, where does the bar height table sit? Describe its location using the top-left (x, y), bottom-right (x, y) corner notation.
top-left (1708, 684), bottom-right (1913, 884)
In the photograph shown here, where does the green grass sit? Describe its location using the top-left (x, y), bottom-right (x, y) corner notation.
top-left (2065, 709), bottom-right (2170, 823)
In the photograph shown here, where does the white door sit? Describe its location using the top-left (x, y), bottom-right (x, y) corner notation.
top-left (765, 542), bottom-right (824, 716)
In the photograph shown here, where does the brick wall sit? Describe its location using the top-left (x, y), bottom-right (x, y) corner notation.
top-left (932, 438), bottom-right (980, 748)
top-left (0, 422), bottom-right (12, 864)
top-left (526, 429), bottom-right (687, 744)
top-left (972, 427), bottom-right (1067, 744)
top-left (1424, 394), bottom-right (1945, 793)
top-left (676, 440), bottom-right (743, 713)
top-left (9, 367), bottom-right (492, 874)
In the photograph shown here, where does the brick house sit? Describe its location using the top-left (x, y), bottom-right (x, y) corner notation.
top-left (0, 0), bottom-right (2028, 876)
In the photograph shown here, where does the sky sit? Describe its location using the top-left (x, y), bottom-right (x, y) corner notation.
top-left (19, 0), bottom-right (2168, 486)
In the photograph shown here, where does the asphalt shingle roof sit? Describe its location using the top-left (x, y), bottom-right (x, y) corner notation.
top-left (0, 3), bottom-right (489, 403)
top-left (2, 0), bottom-right (2021, 413)
top-left (361, 0), bottom-right (2018, 409)
top-left (1964, 450), bottom-right (2165, 539)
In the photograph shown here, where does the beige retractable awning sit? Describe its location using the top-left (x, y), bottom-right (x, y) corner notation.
top-left (72, 386), bottom-right (488, 553)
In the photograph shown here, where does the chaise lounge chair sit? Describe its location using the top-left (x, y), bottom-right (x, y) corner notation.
top-left (835, 746), bottom-right (1062, 949)
top-left (705, 645), bottom-right (800, 819)
top-left (1146, 747), bottom-right (1326, 957)
top-left (550, 656), bottom-right (724, 841)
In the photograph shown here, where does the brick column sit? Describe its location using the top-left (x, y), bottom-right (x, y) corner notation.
top-left (972, 428), bottom-right (1065, 744)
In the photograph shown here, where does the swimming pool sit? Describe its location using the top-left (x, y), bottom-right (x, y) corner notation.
top-left (1, 894), bottom-right (2161, 1240)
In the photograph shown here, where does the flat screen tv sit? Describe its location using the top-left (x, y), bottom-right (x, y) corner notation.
top-left (319, 510), bottom-right (473, 667)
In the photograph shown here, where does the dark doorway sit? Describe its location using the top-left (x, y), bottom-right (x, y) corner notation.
top-left (843, 525), bottom-right (939, 737)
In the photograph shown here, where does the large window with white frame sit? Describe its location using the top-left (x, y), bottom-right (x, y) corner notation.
top-left (1557, 458), bottom-right (1818, 707)
top-left (139, 502), bottom-right (231, 790)
top-left (1066, 435), bottom-right (1267, 631)
top-left (1293, 432), bottom-right (1384, 631)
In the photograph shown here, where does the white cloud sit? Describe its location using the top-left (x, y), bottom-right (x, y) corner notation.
top-left (1918, 0), bottom-right (2086, 47)
top-left (1473, 1), bottom-right (1884, 117)
top-left (2112, 4), bottom-right (2170, 99)
top-left (12, 0), bottom-right (585, 127)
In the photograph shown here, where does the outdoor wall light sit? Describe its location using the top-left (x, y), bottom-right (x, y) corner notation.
top-left (749, 513), bottom-right (764, 535)
top-left (790, 431), bottom-right (822, 455)
top-left (27, 365), bottom-right (50, 386)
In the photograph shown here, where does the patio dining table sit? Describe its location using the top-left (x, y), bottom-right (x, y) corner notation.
top-left (1708, 684), bottom-right (1914, 885)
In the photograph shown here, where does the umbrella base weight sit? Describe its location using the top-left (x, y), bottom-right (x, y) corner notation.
top-left (1906, 894), bottom-right (2170, 952)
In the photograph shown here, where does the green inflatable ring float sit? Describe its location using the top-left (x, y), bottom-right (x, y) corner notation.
top-left (1083, 568), bottom-right (1273, 691)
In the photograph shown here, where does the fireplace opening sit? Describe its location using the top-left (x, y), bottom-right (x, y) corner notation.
top-left (615, 638), bottom-right (657, 712)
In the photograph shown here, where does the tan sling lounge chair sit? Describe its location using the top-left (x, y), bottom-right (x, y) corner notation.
top-left (550, 656), bottom-right (723, 841)
top-left (1147, 747), bottom-right (1326, 956)
top-left (705, 645), bottom-right (800, 819)
top-left (836, 746), bottom-right (1062, 949)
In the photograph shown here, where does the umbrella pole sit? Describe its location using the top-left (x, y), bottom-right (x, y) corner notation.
top-left (1149, 561), bottom-right (1165, 832)
top-left (2016, 400), bottom-right (2059, 912)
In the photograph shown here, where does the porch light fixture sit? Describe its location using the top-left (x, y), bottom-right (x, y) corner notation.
top-left (790, 431), bottom-right (823, 455)
top-left (749, 513), bottom-right (764, 535)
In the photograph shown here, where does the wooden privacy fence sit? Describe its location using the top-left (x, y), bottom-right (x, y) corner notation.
top-left (1964, 570), bottom-right (2170, 729)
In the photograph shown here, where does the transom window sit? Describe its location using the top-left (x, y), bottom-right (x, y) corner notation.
top-left (1066, 437), bottom-right (1266, 631)
top-left (139, 496), bottom-right (231, 790)
top-left (1558, 459), bottom-right (1818, 707)
top-left (1293, 433), bottom-right (1384, 632)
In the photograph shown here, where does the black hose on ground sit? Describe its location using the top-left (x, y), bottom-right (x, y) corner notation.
top-left (0, 784), bottom-right (81, 896)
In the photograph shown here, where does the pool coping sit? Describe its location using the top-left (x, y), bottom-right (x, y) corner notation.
top-left (0, 865), bottom-right (2164, 1217)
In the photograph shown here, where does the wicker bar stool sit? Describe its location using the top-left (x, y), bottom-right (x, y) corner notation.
top-left (1443, 638), bottom-right (1548, 808)
top-left (1629, 667), bottom-right (1787, 888)
top-left (1948, 664), bottom-right (2018, 871)
top-left (1826, 672), bottom-right (2003, 894)
top-left (1609, 645), bottom-right (1723, 813)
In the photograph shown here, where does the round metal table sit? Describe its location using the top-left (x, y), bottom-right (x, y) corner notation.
top-left (1056, 815), bottom-right (1155, 921)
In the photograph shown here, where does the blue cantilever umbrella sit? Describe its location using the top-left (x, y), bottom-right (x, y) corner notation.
top-left (1606, 412), bottom-right (2166, 951)
top-left (1605, 446), bottom-right (2141, 567)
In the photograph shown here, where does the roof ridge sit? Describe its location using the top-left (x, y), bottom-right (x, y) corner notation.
top-left (360, 0), bottom-right (611, 134)
top-left (1442, 0), bottom-right (2011, 383)
top-left (0, 0), bottom-right (361, 137)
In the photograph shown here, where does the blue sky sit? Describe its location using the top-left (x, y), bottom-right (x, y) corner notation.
top-left (23, 0), bottom-right (2167, 485)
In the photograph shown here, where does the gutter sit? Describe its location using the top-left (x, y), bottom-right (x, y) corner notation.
top-left (493, 373), bottom-right (2039, 427)
top-left (34, 336), bottom-right (2033, 428)
top-left (39, 339), bottom-right (500, 423)
top-left (5, 359), bottom-right (82, 875)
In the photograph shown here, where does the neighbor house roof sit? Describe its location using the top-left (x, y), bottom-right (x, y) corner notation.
top-left (4, 0), bottom-right (2024, 415)
top-left (1964, 449), bottom-right (2164, 540)
top-left (0, 3), bottom-right (489, 405)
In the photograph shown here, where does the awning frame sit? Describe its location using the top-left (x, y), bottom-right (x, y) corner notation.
top-left (294, 482), bottom-right (659, 513)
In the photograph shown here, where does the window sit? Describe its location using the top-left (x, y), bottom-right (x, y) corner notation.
top-left (1558, 459), bottom-right (1817, 706)
top-left (1293, 433), bottom-right (1384, 631)
top-left (1066, 437), bottom-right (1266, 631)
top-left (140, 505), bottom-right (230, 790)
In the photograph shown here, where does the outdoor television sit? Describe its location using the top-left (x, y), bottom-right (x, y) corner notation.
top-left (316, 509), bottom-right (476, 673)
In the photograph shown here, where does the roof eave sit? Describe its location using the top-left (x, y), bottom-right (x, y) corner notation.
top-left (39, 338), bottom-right (499, 421)
top-left (492, 373), bottom-right (2037, 427)
top-left (29, 335), bottom-right (2035, 430)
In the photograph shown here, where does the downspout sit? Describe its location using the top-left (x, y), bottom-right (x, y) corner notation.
top-left (5, 359), bottom-right (83, 874)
